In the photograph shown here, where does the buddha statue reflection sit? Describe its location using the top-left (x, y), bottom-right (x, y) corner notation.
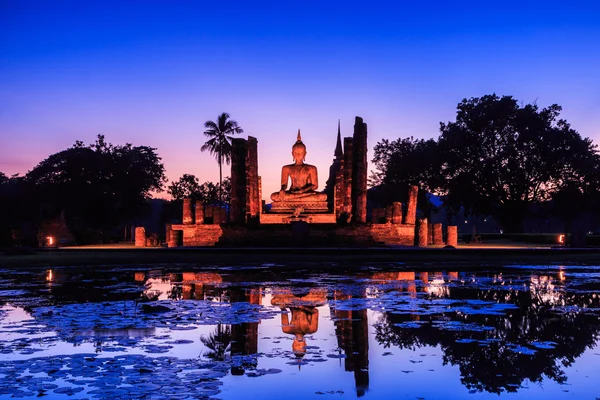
top-left (270, 130), bottom-right (327, 203)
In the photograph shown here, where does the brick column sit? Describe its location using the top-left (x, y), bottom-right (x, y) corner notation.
top-left (385, 205), bottom-right (393, 224)
top-left (404, 185), bottom-right (418, 225)
top-left (343, 137), bottom-right (353, 220)
top-left (392, 202), bottom-right (403, 224)
top-left (447, 226), bottom-right (458, 247)
top-left (168, 230), bottom-right (182, 248)
top-left (246, 136), bottom-right (260, 222)
top-left (432, 223), bottom-right (443, 245)
top-left (183, 198), bottom-right (193, 225)
top-left (230, 138), bottom-right (247, 224)
top-left (195, 200), bottom-right (204, 224)
top-left (334, 164), bottom-right (345, 219)
top-left (417, 218), bottom-right (428, 247)
top-left (352, 117), bottom-right (368, 223)
top-left (134, 227), bottom-right (146, 247)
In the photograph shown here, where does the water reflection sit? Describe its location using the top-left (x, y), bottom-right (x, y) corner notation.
top-left (0, 265), bottom-right (599, 399)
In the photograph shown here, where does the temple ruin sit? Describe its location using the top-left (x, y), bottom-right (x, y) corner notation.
top-left (152, 116), bottom-right (457, 247)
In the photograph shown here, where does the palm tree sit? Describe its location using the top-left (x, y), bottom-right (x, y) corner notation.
top-left (201, 113), bottom-right (244, 202)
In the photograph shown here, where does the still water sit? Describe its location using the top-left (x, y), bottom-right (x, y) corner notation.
top-left (0, 263), bottom-right (599, 399)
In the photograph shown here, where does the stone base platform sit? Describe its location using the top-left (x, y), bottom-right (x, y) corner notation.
top-left (260, 212), bottom-right (336, 224)
top-left (270, 201), bottom-right (329, 213)
top-left (169, 223), bottom-right (415, 247)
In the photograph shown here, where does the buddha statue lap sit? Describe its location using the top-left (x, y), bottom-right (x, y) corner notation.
top-left (270, 130), bottom-right (328, 213)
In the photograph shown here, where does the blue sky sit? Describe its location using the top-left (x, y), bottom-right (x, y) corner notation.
top-left (1, 0), bottom-right (599, 198)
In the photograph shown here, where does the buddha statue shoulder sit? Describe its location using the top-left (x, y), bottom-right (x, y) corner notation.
top-left (270, 130), bottom-right (327, 203)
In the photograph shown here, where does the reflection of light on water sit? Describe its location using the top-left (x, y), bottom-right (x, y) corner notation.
top-left (530, 275), bottom-right (564, 305)
top-left (426, 278), bottom-right (449, 297)
top-left (46, 269), bottom-right (53, 282)
top-left (144, 278), bottom-right (172, 300)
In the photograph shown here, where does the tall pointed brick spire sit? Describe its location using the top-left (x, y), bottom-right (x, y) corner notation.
top-left (334, 119), bottom-right (343, 160)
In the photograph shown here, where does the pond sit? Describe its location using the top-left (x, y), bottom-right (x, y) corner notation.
top-left (0, 263), bottom-right (599, 399)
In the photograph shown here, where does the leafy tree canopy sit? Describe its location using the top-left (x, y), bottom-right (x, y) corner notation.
top-left (168, 174), bottom-right (231, 205)
top-left (438, 94), bottom-right (598, 232)
top-left (26, 135), bottom-right (167, 230)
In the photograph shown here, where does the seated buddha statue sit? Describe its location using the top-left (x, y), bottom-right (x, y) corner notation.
top-left (270, 130), bottom-right (328, 204)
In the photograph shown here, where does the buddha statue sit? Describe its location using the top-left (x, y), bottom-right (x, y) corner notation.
top-left (270, 130), bottom-right (328, 205)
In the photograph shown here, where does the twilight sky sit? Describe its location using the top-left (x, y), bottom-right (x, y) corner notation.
top-left (1, 1), bottom-right (599, 200)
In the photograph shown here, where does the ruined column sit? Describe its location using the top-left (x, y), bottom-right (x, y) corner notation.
top-left (335, 165), bottom-right (345, 219)
top-left (385, 205), bottom-right (393, 224)
top-left (195, 200), bottom-right (204, 224)
top-left (371, 208), bottom-right (384, 224)
top-left (168, 230), bottom-right (182, 248)
top-left (352, 117), bottom-right (368, 223)
top-left (246, 136), bottom-right (260, 223)
top-left (404, 185), bottom-right (418, 225)
top-left (343, 137), bottom-right (354, 220)
top-left (447, 226), bottom-right (458, 247)
top-left (392, 202), bottom-right (403, 224)
top-left (230, 138), bottom-right (247, 224)
top-left (432, 223), bottom-right (443, 245)
top-left (134, 227), bottom-right (146, 247)
top-left (183, 198), bottom-right (194, 225)
top-left (417, 218), bottom-right (428, 247)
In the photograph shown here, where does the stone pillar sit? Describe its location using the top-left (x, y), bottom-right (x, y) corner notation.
top-left (447, 226), bottom-right (458, 247)
top-left (417, 218), bottom-right (428, 247)
top-left (205, 205), bottom-right (214, 223)
top-left (258, 176), bottom-right (262, 216)
top-left (372, 208), bottom-right (384, 223)
top-left (335, 165), bottom-right (345, 219)
top-left (385, 205), bottom-right (393, 224)
top-left (432, 223), bottom-right (443, 245)
top-left (134, 227), bottom-right (146, 247)
top-left (230, 138), bottom-right (247, 224)
top-left (168, 230), bottom-right (182, 248)
top-left (404, 185), bottom-right (418, 225)
top-left (195, 200), bottom-right (204, 224)
top-left (343, 137), bottom-right (353, 220)
top-left (392, 202), bottom-right (402, 224)
top-left (352, 117), bottom-right (368, 223)
top-left (183, 198), bottom-right (193, 225)
top-left (246, 136), bottom-right (260, 223)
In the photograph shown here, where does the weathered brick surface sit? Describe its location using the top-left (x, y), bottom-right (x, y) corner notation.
top-left (183, 198), bottom-right (194, 225)
top-left (432, 223), bottom-right (443, 245)
top-left (195, 200), bottom-right (204, 224)
top-left (392, 202), bottom-right (403, 224)
top-left (352, 117), bottom-right (368, 223)
top-left (246, 136), bottom-right (260, 222)
top-left (343, 137), bottom-right (353, 221)
top-left (168, 229), bottom-right (183, 247)
top-left (447, 225), bottom-right (458, 247)
top-left (230, 138), bottom-right (247, 223)
top-left (169, 222), bottom-right (415, 247)
top-left (404, 185), bottom-right (418, 225)
top-left (134, 227), bottom-right (146, 247)
top-left (417, 218), bottom-right (428, 247)
top-left (385, 205), bottom-right (393, 224)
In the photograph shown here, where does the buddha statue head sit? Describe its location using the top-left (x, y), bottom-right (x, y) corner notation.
top-left (292, 129), bottom-right (307, 163)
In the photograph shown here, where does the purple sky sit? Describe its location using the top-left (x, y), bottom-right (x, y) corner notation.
top-left (1, 1), bottom-right (599, 199)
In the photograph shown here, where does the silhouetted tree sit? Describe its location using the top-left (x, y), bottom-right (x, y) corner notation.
top-left (438, 94), bottom-right (598, 232)
top-left (201, 113), bottom-right (243, 201)
top-left (168, 174), bottom-right (231, 205)
top-left (371, 137), bottom-right (441, 218)
top-left (26, 135), bottom-right (167, 242)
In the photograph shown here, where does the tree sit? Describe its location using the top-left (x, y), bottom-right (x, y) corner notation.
top-left (26, 135), bottom-right (167, 241)
top-left (437, 94), bottom-right (599, 232)
top-left (201, 113), bottom-right (243, 202)
top-left (168, 174), bottom-right (231, 205)
top-left (370, 137), bottom-right (441, 218)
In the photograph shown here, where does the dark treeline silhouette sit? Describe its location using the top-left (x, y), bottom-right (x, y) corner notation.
top-left (0, 135), bottom-right (167, 246)
top-left (372, 94), bottom-right (600, 233)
